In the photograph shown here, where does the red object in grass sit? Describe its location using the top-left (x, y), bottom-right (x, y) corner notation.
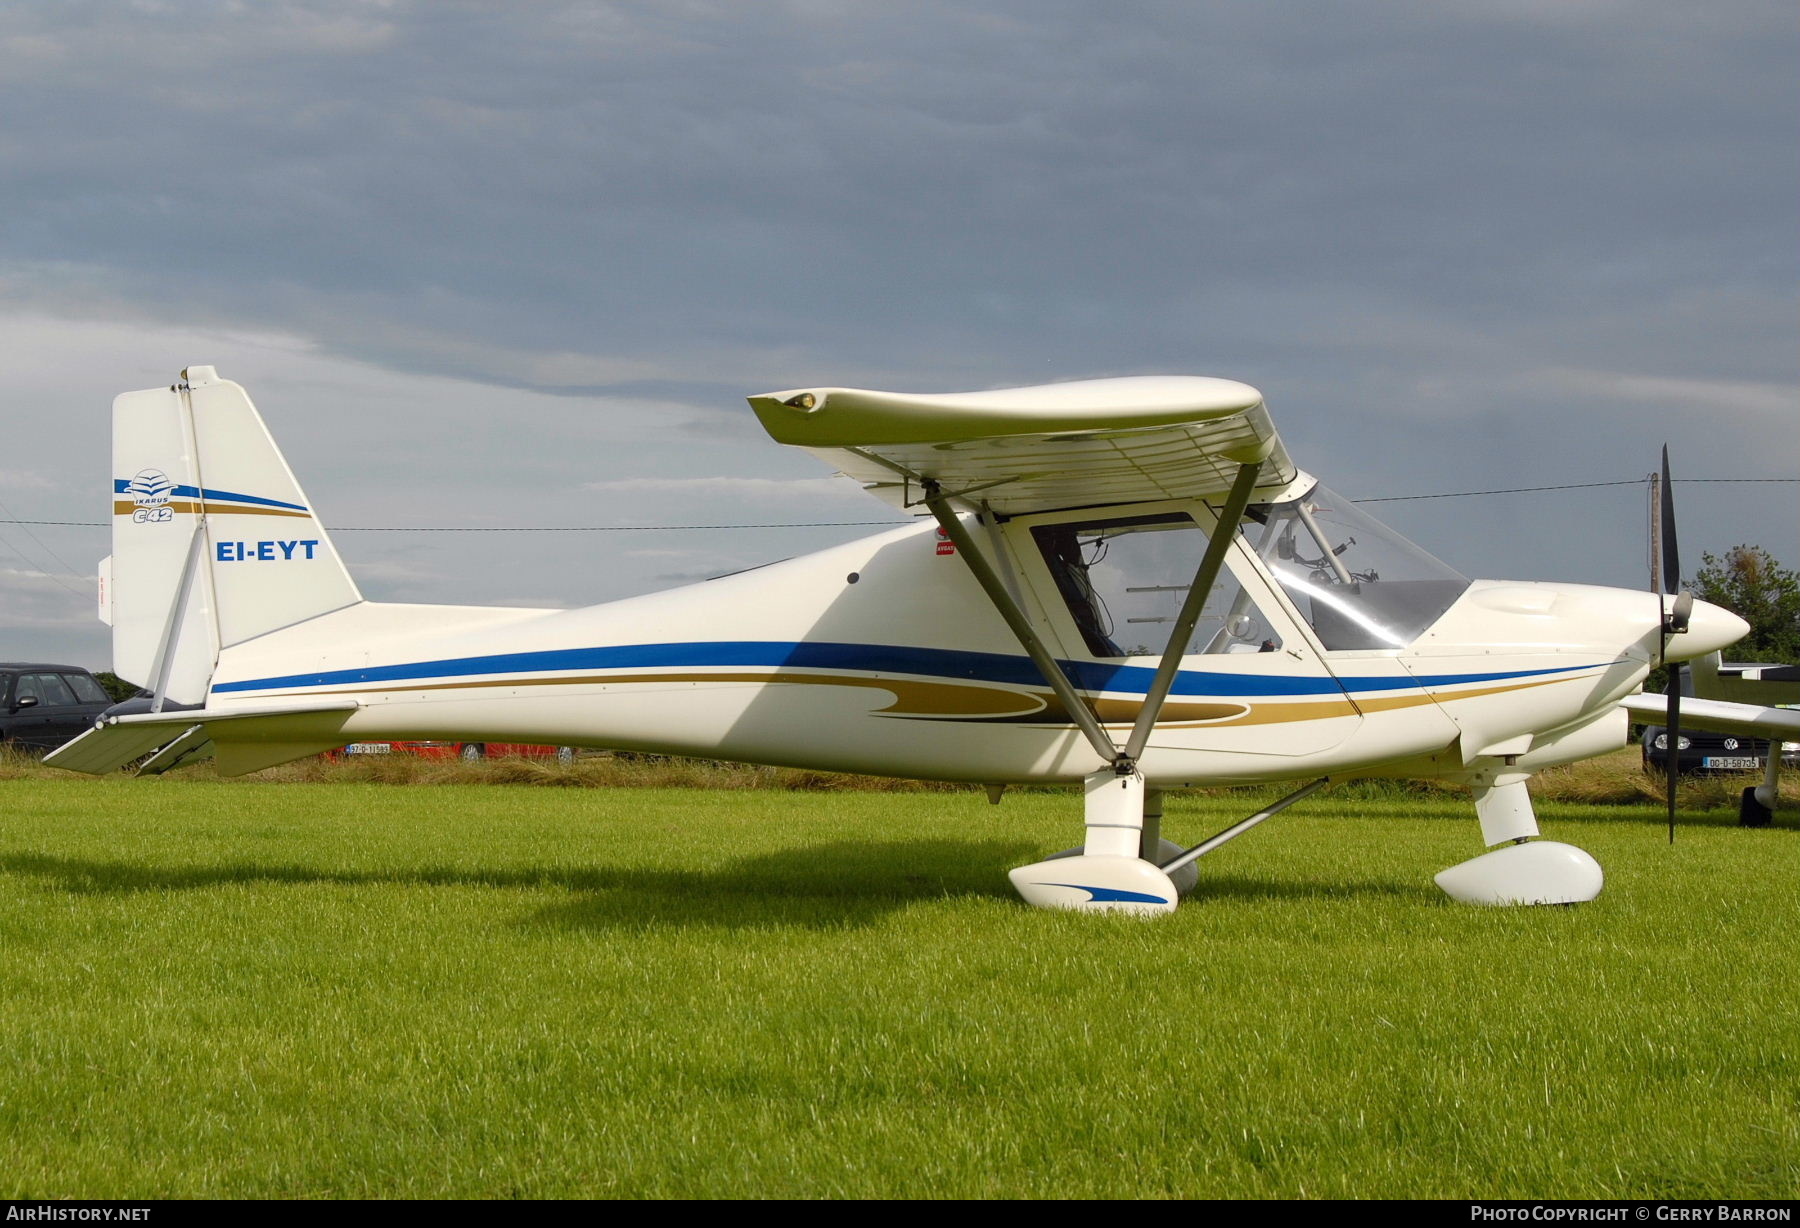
top-left (326, 741), bottom-right (575, 763)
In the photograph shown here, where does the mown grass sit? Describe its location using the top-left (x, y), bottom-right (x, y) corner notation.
top-left (7, 741), bottom-right (1791, 809)
top-left (0, 766), bottom-right (1794, 1198)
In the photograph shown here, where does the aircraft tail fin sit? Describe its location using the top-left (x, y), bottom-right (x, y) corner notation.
top-left (110, 366), bottom-right (361, 703)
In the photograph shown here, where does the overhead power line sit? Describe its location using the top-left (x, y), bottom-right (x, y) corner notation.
top-left (1357, 477), bottom-right (1798, 504)
top-left (1354, 479), bottom-right (1649, 504)
top-left (0, 492), bottom-right (93, 597)
top-left (3, 477), bottom-right (1794, 532)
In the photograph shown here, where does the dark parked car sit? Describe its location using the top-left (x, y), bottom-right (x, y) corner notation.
top-left (0, 663), bottom-right (117, 753)
top-left (1641, 724), bottom-right (1776, 775)
top-left (1640, 661), bottom-right (1797, 775)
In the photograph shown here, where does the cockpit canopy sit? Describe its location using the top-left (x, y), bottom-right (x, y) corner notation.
top-left (1247, 482), bottom-right (1469, 650)
top-left (1029, 481), bottom-right (1470, 659)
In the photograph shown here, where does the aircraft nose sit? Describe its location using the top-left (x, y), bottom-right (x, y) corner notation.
top-left (1661, 598), bottom-right (1749, 664)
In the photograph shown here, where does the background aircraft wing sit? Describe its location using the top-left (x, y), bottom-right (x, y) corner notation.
top-left (1621, 691), bottom-right (1800, 741)
top-left (748, 375), bottom-right (1294, 515)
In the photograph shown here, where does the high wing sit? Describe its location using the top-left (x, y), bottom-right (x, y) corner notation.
top-left (753, 374), bottom-right (1296, 788)
top-left (748, 375), bottom-right (1295, 514)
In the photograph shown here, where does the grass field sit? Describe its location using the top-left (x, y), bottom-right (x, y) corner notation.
top-left (0, 762), bottom-right (1794, 1198)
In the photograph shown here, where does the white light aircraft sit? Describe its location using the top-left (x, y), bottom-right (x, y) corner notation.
top-left (49, 367), bottom-right (1750, 914)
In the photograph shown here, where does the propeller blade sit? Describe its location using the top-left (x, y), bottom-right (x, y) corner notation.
top-left (1660, 445), bottom-right (1681, 597)
top-left (1658, 446), bottom-right (1684, 843)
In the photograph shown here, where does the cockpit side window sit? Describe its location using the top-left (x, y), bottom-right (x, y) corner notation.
top-left (1243, 484), bottom-right (1470, 650)
top-left (1031, 513), bottom-right (1285, 659)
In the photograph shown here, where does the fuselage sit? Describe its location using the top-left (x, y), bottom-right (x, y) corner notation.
top-left (200, 489), bottom-right (1745, 786)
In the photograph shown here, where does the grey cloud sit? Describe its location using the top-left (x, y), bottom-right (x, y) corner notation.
top-left (0, 1), bottom-right (1793, 665)
top-left (8, 2), bottom-right (1792, 375)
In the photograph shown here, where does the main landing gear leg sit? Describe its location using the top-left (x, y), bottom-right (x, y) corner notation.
top-left (1435, 770), bottom-right (1603, 905)
top-left (1139, 787), bottom-right (1199, 897)
top-left (1009, 768), bottom-right (1181, 914)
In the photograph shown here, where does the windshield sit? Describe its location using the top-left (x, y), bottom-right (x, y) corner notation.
top-left (1031, 513), bottom-right (1287, 659)
top-left (1244, 483), bottom-right (1469, 650)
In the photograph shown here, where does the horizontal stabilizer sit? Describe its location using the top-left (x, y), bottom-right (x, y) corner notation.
top-left (137, 726), bottom-right (215, 775)
top-left (46, 700), bottom-right (360, 776)
top-left (45, 721), bottom-right (202, 775)
top-left (213, 740), bottom-right (346, 776)
top-left (108, 699), bottom-right (361, 728)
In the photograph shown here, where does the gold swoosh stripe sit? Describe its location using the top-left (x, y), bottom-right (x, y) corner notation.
top-left (1137, 674), bottom-right (1579, 728)
top-left (215, 667), bottom-right (1588, 729)
top-left (1394, 674), bottom-right (1573, 709)
top-left (234, 669), bottom-right (1049, 717)
top-left (1053, 695), bottom-right (1251, 725)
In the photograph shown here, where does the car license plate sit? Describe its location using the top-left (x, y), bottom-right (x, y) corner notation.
top-left (344, 743), bottom-right (391, 755)
top-left (1703, 756), bottom-right (1757, 770)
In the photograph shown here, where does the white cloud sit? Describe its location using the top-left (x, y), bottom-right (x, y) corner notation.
top-left (0, 565), bottom-right (94, 628)
top-left (622, 547), bottom-right (707, 560)
top-left (1540, 368), bottom-right (1798, 418)
top-left (488, 595), bottom-right (571, 609)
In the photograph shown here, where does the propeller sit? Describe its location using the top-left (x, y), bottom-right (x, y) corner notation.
top-left (1658, 446), bottom-right (1692, 844)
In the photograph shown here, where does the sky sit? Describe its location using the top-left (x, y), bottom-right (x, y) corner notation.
top-left (2, 0), bottom-right (1795, 670)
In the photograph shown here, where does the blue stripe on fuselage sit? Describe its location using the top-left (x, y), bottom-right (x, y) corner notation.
top-left (113, 480), bottom-right (308, 512)
top-left (209, 640), bottom-right (1602, 698)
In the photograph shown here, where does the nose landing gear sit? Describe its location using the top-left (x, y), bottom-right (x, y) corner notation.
top-left (1434, 775), bottom-right (1603, 906)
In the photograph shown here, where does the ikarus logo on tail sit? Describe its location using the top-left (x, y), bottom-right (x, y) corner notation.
top-left (126, 469), bottom-right (175, 523)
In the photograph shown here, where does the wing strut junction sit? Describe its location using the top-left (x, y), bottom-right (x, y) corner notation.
top-left (922, 480), bottom-right (1120, 767)
top-left (924, 458), bottom-right (1332, 911)
top-left (924, 459), bottom-right (1267, 773)
top-left (1121, 461), bottom-right (1266, 764)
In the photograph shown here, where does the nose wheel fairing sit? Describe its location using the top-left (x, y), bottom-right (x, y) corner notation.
top-left (1434, 775), bottom-right (1603, 907)
top-left (1435, 841), bottom-right (1604, 906)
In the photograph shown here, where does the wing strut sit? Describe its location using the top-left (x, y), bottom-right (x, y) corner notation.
top-left (923, 457), bottom-right (1265, 774)
top-left (1123, 460), bottom-right (1264, 762)
top-left (923, 482), bottom-right (1120, 766)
